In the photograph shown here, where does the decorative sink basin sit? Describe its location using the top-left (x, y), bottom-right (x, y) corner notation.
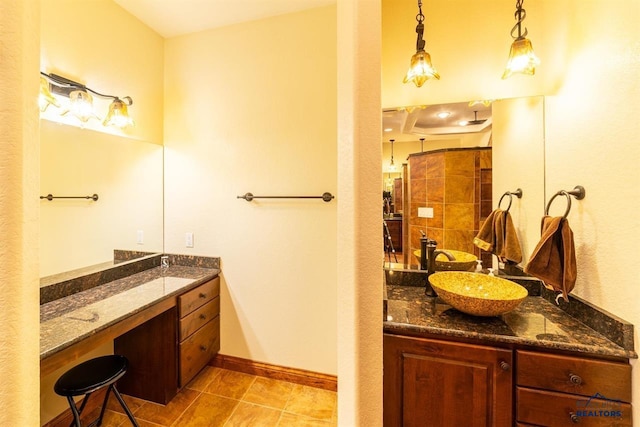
top-left (413, 249), bottom-right (478, 272)
top-left (428, 272), bottom-right (528, 316)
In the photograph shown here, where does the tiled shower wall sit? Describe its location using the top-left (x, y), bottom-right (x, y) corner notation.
top-left (408, 148), bottom-right (492, 266)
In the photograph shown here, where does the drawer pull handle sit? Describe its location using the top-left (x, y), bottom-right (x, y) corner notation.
top-left (569, 412), bottom-right (580, 423)
top-left (199, 345), bottom-right (207, 352)
top-left (199, 293), bottom-right (207, 299)
top-left (499, 361), bottom-right (510, 371)
top-left (199, 314), bottom-right (207, 320)
top-left (569, 373), bottom-right (583, 385)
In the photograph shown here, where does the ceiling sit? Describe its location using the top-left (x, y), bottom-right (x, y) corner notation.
top-left (382, 101), bottom-right (493, 142)
top-left (113, 0), bottom-right (337, 38)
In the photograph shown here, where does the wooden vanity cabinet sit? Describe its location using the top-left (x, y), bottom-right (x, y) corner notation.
top-left (115, 276), bottom-right (220, 403)
top-left (384, 334), bottom-right (513, 427)
top-left (516, 350), bottom-right (632, 426)
top-left (178, 277), bottom-right (221, 387)
top-left (384, 334), bottom-right (634, 427)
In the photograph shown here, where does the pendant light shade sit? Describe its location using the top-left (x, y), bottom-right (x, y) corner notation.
top-left (67, 90), bottom-right (98, 123)
top-left (502, 0), bottom-right (540, 79)
top-left (39, 77), bottom-right (60, 112)
top-left (403, 0), bottom-right (440, 87)
top-left (104, 97), bottom-right (134, 128)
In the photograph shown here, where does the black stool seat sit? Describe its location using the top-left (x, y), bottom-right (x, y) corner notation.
top-left (55, 355), bottom-right (128, 396)
top-left (54, 355), bottom-right (139, 427)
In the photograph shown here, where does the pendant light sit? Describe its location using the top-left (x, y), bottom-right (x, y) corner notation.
top-left (403, 0), bottom-right (440, 87)
top-left (389, 139), bottom-right (397, 172)
top-left (502, 0), bottom-right (540, 79)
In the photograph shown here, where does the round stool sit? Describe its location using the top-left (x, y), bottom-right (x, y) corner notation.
top-left (54, 355), bottom-right (139, 427)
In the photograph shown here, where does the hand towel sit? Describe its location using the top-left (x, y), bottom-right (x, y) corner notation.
top-left (524, 216), bottom-right (577, 302)
top-left (473, 209), bottom-right (502, 252)
top-left (496, 211), bottom-right (523, 264)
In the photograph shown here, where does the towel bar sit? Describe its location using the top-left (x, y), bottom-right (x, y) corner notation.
top-left (545, 186), bottom-right (585, 218)
top-left (40, 194), bottom-right (99, 201)
top-left (237, 192), bottom-right (334, 202)
top-left (497, 188), bottom-right (523, 212)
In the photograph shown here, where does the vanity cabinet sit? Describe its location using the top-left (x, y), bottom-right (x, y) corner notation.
top-left (115, 276), bottom-right (220, 403)
top-left (516, 350), bottom-right (632, 426)
top-left (384, 334), bottom-right (513, 427)
top-left (178, 277), bottom-right (221, 387)
top-left (384, 333), bottom-right (634, 427)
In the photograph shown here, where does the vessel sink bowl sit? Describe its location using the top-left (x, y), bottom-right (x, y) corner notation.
top-left (428, 272), bottom-right (528, 317)
top-left (413, 249), bottom-right (478, 272)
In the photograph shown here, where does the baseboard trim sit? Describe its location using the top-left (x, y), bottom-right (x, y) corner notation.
top-left (210, 354), bottom-right (337, 392)
top-left (42, 388), bottom-right (107, 427)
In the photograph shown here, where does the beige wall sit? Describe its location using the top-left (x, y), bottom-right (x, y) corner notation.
top-left (0, 1), bottom-right (40, 426)
top-left (492, 96), bottom-right (545, 266)
top-left (542, 1), bottom-right (640, 421)
top-left (163, 6), bottom-right (338, 375)
top-left (39, 1), bottom-right (164, 423)
top-left (40, 0), bottom-right (164, 143)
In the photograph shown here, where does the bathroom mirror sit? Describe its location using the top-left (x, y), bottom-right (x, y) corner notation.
top-left (382, 96), bottom-right (545, 269)
top-left (39, 120), bottom-right (164, 278)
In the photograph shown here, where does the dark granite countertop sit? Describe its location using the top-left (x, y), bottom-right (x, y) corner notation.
top-left (384, 284), bottom-right (636, 360)
top-left (40, 260), bottom-right (219, 360)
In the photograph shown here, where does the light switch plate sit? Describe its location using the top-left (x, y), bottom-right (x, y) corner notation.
top-left (136, 230), bottom-right (144, 244)
top-left (185, 232), bottom-right (194, 248)
top-left (418, 207), bottom-right (434, 218)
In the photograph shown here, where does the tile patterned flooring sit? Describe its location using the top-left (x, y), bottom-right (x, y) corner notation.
top-left (82, 367), bottom-right (337, 426)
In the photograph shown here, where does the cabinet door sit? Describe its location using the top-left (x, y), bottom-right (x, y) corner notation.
top-left (384, 334), bottom-right (513, 427)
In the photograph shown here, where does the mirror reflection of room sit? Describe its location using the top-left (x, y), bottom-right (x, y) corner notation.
top-left (383, 101), bottom-right (492, 269)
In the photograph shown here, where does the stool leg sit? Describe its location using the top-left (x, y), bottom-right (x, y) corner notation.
top-left (95, 385), bottom-right (113, 426)
top-left (112, 386), bottom-right (139, 427)
top-left (66, 396), bottom-right (82, 427)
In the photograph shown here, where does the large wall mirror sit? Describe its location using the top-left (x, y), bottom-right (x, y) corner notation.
top-left (382, 96), bottom-right (545, 271)
top-left (40, 120), bottom-right (164, 278)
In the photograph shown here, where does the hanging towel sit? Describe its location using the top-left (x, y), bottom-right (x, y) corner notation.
top-left (496, 210), bottom-right (523, 264)
top-left (473, 209), bottom-right (502, 252)
top-left (524, 216), bottom-right (577, 303)
top-left (474, 209), bottom-right (522, 264)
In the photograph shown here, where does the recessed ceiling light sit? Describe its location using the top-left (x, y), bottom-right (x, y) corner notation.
top-left (437, 112), bottom-right (451, 119)
top-left (458, 120), bottom-right (469, 126)
top-left (384, 128), bottom-right (393, 132)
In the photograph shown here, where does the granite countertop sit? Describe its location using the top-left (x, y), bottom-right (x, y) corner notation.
top-left (40, 264), bottom-right (219, 360)
top-left (384, 284), bottom-right (637, 360)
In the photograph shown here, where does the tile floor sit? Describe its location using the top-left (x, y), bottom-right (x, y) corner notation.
top-left (81, 367), bottom-right (337, 426)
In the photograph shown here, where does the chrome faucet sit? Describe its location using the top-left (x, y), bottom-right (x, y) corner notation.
top-left (420, 236), bottom-right (455, 296)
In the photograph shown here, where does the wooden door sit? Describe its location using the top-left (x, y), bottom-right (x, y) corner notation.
top-left (384, 334), bottom-right (513, 427)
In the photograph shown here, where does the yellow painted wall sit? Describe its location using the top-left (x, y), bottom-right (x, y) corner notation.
top-left (492, 96), bottom-right (545, 266)
top-left (382, 0), bottom-right (550, 108)
top-left (163, 6), bottom-right (338, 375)
top-left (542, 1), bottom-right (640, 421)
top-left (40, 0), bottom-right (164, 143)
top-left (0, 1), bottom-right (40, 425)
top-left (39, 1), bottom-right (164, 423)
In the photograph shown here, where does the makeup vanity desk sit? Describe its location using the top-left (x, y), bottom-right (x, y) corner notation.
top-left (40, 255), bottom-right (220, 404)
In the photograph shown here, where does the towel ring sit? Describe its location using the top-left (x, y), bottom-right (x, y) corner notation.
top-left (545, 186), bottom-right (586, 218)
top-left (497, 188), bottom-right (523, 212)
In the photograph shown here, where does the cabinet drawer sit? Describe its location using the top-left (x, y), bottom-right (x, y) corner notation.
top-left (179, 277), bottom-right (220, 317)
top-left (179, 297), bottom-right (220, 341)
top-left (516, 350), bottom-right (631, 401)
top-left (179, 316), bottom-right (220, 387)
top-left (517, 387), bottom-right (632, 427)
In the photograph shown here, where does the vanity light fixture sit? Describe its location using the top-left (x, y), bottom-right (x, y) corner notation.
top-left (403, 0), bottom-right (440, 87)
top-left (502, 0), bottom-right (540, 79)
top-left (40, 72), bottom-right (134, 129)
top-left (389, 139), bottom-right (397, 171)
top-left (39, 77), bottom-right (60, 112)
